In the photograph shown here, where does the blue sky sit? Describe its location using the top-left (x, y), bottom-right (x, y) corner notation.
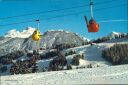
top-left (0, 0), bottom-right (127, 39)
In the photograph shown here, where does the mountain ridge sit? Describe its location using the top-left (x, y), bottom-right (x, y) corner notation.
top-left (0, 28), bottom-right (89, 56)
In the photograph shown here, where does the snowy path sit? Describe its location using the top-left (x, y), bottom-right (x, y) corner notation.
top-left (68, 44), bottom-right (111, 66)
top-left (1, 65), bottom-right (128, 85)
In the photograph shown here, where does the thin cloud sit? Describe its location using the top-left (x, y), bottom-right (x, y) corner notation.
top-left (98, 19), bottom-right (128, 23)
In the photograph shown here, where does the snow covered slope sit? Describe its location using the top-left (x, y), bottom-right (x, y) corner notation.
top-left (36, 38), bottom-right (128, 72)
top-left (39, 30), bottom-right (88, 49)
top-left (1, 65), bottom-right (128, 85)
top-left (0, 38), bottom-right (25, 56)
top-left (66, 44), bottom-right (111, 67)
top-left (0, 37), bottom-right (12, 45)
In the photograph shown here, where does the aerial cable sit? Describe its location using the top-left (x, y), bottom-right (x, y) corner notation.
top-left (0, 4), bottom-right (89, 20)
top-left (0, 0), bottom-right (121, 20)
top-left (0, 4), bottom-right (126, 27)
top-left (98, 19), bottom-right (128, 23)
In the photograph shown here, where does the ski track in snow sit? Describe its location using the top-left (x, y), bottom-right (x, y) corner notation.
top-left (67, 44), bottom-right (112, 66)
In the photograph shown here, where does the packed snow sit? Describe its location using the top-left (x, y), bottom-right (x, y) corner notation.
top-left (1, 64), bottom-right (128, 85)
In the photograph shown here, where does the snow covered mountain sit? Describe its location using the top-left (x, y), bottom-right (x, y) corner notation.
top-left (108, 31), bottom-right (127, 39)
top-left (92, 31), bottom-right (128, 43)
top-left (38, 30), bottom-right (88, 49)
top-left (109, 31), bottom-right (121, 36)
top-left (4, 27), bottom-right (35, 38)
top-left (0, 27), bottom-right (89, 56)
